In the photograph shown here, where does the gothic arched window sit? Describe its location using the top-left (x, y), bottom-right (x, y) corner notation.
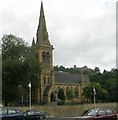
top-left (46, 52), bottom-right (50, 63)
top-left (66, 87), bottom-right (70, 99)
top-left (74, 87), bottom-right (79, 98)
top-left (42, 52), bottom-right (46, 62)
top-left (42, 52), bottom-right (50, 63)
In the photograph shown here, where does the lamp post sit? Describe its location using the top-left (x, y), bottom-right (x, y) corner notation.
top-left (28, 82), bottom-right (31, 110)
top-left (93, 86), bottom-right (96, 108)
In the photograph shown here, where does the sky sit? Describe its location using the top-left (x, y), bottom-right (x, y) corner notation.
top-left (0, 0), bottom-right (117, 72)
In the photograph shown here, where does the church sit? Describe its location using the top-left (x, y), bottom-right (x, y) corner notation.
top-left (32, 2), bottom-right (89, 104)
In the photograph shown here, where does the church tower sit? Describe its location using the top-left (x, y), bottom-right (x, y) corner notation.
top-left (33, 1), bottom-right (54, 103)
top-left (31, 1), bottom-right (90, 104)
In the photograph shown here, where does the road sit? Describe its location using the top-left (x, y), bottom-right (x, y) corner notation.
top-left (48, 117), bottom-right (93, 119)
top-left (45, 114), bottom-right (118, 120)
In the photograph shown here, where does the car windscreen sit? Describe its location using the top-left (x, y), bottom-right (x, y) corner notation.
top-left (0, 109), bottom-right (7, 115)
top-left (85, 109), bottom-right (98, 116)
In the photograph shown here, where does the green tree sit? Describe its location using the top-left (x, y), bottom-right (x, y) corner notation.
top-left (69, 87), bottom-right (74, 104)
top-left (83, 82), bottom-right (109, 103)
top-left (94, 67), bottom-right (101, 74)
top-left (83, 84), bottom-right (93, 103)
top-left (58, 65), bottom-right (66, 72)
top-left (101, 68), bottom-right (117, 102)
top-left (53, 65), bottom-right (59, 71)
top-left (57, 88), bottom-right (66, 105)
top-left (2, 34), bottom-right (40, 105)
top-left (58, 88), bottom-right (66, 101)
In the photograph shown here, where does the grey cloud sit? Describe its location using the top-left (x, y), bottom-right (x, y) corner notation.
top-left (1, 0), bottom-right (116, 71)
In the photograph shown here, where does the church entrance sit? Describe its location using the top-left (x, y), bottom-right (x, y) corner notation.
top-left (50, 92), bottom-right (56, 102)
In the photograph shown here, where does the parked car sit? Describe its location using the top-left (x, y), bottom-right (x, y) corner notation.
top-left (0, 104), bottom-right (3, 107)
top-left (23, 110), bottom-right (47, 120)
top-left (0, 107), bottom-right (24, 120)
top-left (82, 109), bottom-right (90, 116)
top-left (78, 108), bottom-right (117, 120)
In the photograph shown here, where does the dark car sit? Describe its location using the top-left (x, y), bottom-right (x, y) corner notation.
top-left (78, 108), bottom-right (117, 120)
top-left (0, 107), bottom-right (24, 120)
top-left (23, 110), bottom-right (47, 120)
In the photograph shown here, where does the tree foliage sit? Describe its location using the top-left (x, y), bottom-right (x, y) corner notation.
top-left (2, 34), bottom-right (40, 105)
top-left (58, 88), bottom-right (66, 101)
top-left (54, 65), bottom-right (117, 102)
top-left (83, 82), bottom-right (109, 103)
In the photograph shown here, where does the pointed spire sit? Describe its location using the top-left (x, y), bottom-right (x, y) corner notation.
top-left (36, 1), bottom-right (51, 46)
top-left (32, 37), bottom-right (35, 47)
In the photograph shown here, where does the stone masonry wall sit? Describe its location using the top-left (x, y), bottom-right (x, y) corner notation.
top-left (17, 102), bottom-right (117, 117)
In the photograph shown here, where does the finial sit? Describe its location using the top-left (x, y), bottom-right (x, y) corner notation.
top-left (41, 0), bottom-right (43, 8)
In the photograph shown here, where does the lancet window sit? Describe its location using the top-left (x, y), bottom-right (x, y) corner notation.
top-left (42, 51), bottom-right (50, 63)
top-left (74, 87), bottom-right (79, 97)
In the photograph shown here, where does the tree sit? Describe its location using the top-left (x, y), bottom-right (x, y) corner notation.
top-left (101, 68), bottom-right (117, 102)
top-left (69, 87), bottom-right (75, 104)
top-left (58, 88), bottom-right (66, 101)
top-left (21, 47), bottom-right (40, 103)
top-left (57, 88), bottom-right (66, 105)
top-left (53, 65), bottom-right (59, 71)
top-left (83, 84), bottom-right (93, 103)
top-left (58, 65), bottom-right (66, 72)
top-left (2, 34), bottom-right (40, 105)
top-left (83, 82), bottom-right (109, 103)
top-left (2, 34), bottom-right (27, 60)
top-left (94, 67), bottom-right (101, 74)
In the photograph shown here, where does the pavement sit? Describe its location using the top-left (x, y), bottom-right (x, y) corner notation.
top-left (45, 114), bottom-right (118, 120)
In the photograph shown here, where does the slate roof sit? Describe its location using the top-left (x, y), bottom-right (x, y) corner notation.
top-left (55, 71), bottom-right (90, 84)
top-left (44, 72), bottom-right (90, 96)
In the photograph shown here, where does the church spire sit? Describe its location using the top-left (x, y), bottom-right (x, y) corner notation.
top-left (36, 1), bottom-right (51, 45)
top-left (32, 37), bottom-right (35, 47)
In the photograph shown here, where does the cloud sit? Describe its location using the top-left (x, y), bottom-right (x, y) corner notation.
top-left (1, 0), bottom-right (116, 71)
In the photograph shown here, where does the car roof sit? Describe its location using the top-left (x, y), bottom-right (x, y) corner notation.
top-left (88, 108), bottom-right (113, 111)
top-left (1, 107), bottom-right (22, 111)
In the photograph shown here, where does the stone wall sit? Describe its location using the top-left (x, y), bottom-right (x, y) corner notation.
top-left (17, 102), bottom-right (117, 117)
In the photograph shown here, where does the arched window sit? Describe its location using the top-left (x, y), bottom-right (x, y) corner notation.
top-left (75, 87), bottom-right (79, 98)
top-left (44, 76), bottom-right (46, 84)
top-left (42, 52), bottom-right (50, 63)
top-left (42, 52), bottom-right (46, 62)
top-left (66, 87), bottom-right (70, 99)
top-left (46, 52), bottom-right (50, 63)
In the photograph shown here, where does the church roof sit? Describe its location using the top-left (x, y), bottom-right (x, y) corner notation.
top-left (55, 71), bottom-right (90, 84)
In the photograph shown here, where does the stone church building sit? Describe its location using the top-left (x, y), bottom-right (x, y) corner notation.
top-left (32, 2), bottom-right (89, 103)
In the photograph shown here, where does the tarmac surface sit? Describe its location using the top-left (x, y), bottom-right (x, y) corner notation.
top-left (45, 114), bottom-right (118, 120)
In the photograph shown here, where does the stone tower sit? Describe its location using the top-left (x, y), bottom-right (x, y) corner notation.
top-left (33, 1), bottom-right (54, 103)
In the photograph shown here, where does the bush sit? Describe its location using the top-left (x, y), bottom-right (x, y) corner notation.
top-left (57, 100), bottom-right (65, 105)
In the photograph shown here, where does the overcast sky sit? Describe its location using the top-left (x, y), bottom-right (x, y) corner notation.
top-left (0, 0), bottom-right (116, 72)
